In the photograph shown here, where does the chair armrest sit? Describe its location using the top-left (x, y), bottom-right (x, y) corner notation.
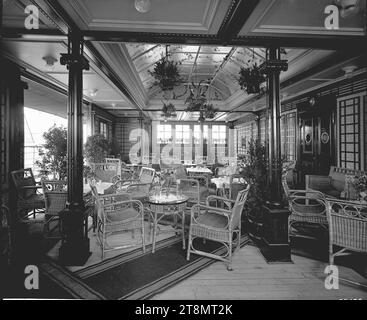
top-left (20, 185), bottom-right (42, 190)
top-left (305, 175), bottom-right (331, 190)
top-left (206, 195), bottom-right (235, 207)
top-left (191, 204), bottom-right (231, 217)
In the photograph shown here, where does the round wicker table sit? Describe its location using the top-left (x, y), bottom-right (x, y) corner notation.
top-left (147, 193), bottom-right (188, 253)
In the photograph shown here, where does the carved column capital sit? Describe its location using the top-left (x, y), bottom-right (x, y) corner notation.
top-left (260, 59), bottom-right (288, 75)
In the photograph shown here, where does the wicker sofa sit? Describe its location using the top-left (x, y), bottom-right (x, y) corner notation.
top-left (306, 166), bottom-right (366, 199)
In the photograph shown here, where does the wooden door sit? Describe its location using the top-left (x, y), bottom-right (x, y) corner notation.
top-left (298, 96), bottom-right (336, 186)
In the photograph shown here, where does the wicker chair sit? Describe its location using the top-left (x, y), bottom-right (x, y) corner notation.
top-left (92, 189), bottom-right (146, 260)
top-left (173, 165), bottom-right (210, 205)
top-left (90, 163), bottom-right (119, 183)
top-left (114, 167), bottom-right (156, 202)
top-left (326, 199), bottom-right (367, 265)
top-left (187, 185), bottom-right (250, 270)
top-left (10, 168), bottom-right (45, 222)
top-left (283, 179), bottom-right (328, 240)
top-left (41, 181), bottom-right (68, 238)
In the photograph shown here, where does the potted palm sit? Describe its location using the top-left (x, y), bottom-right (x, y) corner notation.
top-left (238, 139), bottom-right (269, 240)
top-left (84, 133), bottom-right (112, 164)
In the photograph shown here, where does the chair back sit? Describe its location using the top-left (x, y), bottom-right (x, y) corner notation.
top-left (230, 184), bottom-right (250, 230)
top-left (139, 167), bottom-right (156, 184)
top-left (229, 174), bottom-right (247, 200)
top-left (90, 163), bottom-right (119, 182)
top-left (10, 168), bottom-right (37, 199)
top-left (42, 181), bottom-right (68, 216)
top-left (327, 199), bottom-right (367, 253)
top-left (94, 193), bottom-right (132, 220)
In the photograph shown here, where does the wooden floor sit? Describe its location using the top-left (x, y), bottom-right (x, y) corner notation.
top-left (152, 245), bottom-right (367, 300)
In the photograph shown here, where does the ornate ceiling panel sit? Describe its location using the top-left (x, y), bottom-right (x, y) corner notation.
top-left (59, 0), bottom-right (232, 34)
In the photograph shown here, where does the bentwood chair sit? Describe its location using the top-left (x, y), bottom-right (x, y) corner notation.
top-left (10, 168), bottom-right (45, 223)
top-left (326, 199), bottom-right (367, 266)
top-left (187, 185), bottom-right (250, 270)
top-left (41, 180), bottom-right (68, 238)
top-left (93, 189), bottom-right (146, 260)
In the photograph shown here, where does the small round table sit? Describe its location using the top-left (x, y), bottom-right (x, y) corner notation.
top-left (147, 194), bottom-right (188, 253)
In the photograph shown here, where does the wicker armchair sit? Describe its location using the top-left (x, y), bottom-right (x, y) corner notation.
top-left (187, 185), bottom-right (250, 270)
top-left (173, 165), bottom-right (210, 205)
top-left (114, 167), bottom-right (155, 202)
top-left (10, 168), bottom-right (45, 222)
top-left (326, 199), bottom-right (367, 265)
top-left (41, 181), bottom-right (68, 238)
top-left (306, 166), bottom-right (366, 199)
top-left (283, 179), bottom-right (328, 240)
top-left (93, 189), bottom-right (146, 259)
top-left (90, 163), bottom-right (119, 183)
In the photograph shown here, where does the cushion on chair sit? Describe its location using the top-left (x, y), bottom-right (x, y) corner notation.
top-left (330, 177), bottom-right (345, 193)
top-left (107, 208), bottom-right (140, 222)
top-left (322, 188), bottom-right (341, 198)
top-left (196, 211), bottom-right (228, 229)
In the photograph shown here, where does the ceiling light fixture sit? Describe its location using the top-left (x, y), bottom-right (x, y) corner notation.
top-left (42, 56), bottom-right (58, 71)
top-left (134, 0), bottom-right (151, 13)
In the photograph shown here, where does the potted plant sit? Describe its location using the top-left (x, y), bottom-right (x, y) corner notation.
top-left (238, 139), bottom-right (269, 240)
top-left (149, 57), bottom-right (182, 91)
top-left (35, 125), bottom-right (67, 180)
top-left (84, 133), bottom-right (112, 164)
top-left (238, 63), bottom-right (266, 95)
top-left (352, 174), bottom-right (367, 202)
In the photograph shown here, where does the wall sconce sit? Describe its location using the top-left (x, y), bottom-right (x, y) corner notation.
top-left (42, 56), bottom-right (58, 71)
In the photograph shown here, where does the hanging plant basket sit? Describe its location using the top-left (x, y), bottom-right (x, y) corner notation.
top-left (238, 63), bottom-right (266, 95)
top-left (161, 103), bottom-right (177, 118)
top-left (149, 57), bottom-right (182, 91)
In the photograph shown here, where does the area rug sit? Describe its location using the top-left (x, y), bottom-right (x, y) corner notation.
top-left (41, 234), bottom-right (250, 300)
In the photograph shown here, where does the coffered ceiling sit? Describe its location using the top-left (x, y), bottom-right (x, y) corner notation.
top-left (2, 0), bottom-right (366, 122)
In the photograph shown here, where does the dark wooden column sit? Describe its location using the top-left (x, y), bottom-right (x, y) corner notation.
top-left (59, 32), bottom-right (91, 265)
top-left (260, 48), bottom-right (291, 263)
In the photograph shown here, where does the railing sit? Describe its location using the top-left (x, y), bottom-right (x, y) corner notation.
top-left (24, 145), bottom-right (44, 178)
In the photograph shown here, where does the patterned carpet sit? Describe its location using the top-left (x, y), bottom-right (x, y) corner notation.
top-left (40, 233), bottom-right (250, 300)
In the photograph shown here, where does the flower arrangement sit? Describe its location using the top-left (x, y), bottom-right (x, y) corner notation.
top-left (149, 57), bottom-right (182, 91)
top-left (352, 174), bottom-right (367, 201)
top-left (238, 63), bottom-right (266, 95)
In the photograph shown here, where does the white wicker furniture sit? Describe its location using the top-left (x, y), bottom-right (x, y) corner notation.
top-left (186, 185), bottom-right (250, 270)
top-left (306, 166), bottom-right (366, 199)
top-left (326, 199), bottom-right (367, 265)
top-left (92, 189), bottom-right (146, 260)
top-left (283, 179), bottom-right (328, 240)
top-left (90, 163), bottom-right (119, 183)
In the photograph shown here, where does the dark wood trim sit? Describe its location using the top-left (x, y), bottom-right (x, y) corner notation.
top-left (2, 28), bottom-right (366, 51)
top-left (217, 0), bottom-right (260, 43)
top-left (29, 0), bottom-right (78, 33)
top-left (1, 28), bottom-right (66, 42)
